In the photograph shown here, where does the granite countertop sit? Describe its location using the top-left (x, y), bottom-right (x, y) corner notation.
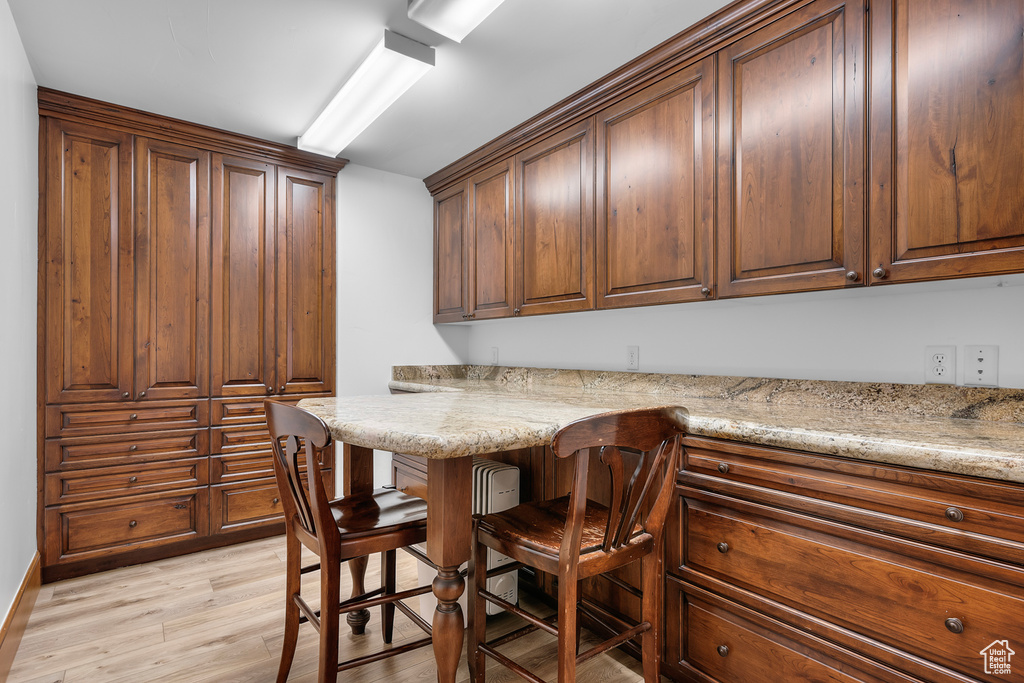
top-left (300, 365), bottom-right (1024, 484)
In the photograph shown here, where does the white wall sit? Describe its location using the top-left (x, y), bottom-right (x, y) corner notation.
top-left (0, 0), bottom-right (39, 622)
top-left (463, 273), bottom-right (1024, 389)
top-left (336, 164), bottom-right (468, 483)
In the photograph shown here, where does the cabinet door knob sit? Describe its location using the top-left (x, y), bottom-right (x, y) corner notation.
top-left (945, 617), bottom-right (964, 634)
top-left (122, 391), bottom-right (130, 398)
top-left (266, 386), bottom-right (273, 394)
top-left (717, 463), bottom-right (729, 474)
top-left (846, 270), bottom-right (859, 281)
top-left (138, 391), bottom-right (146, 398)
top-left (279, 385), bottom-right (285, 393)
top-left (717, 542), bottom-right (729, 554)
top-left (700, 286), bottom-right (711, 297)
top-left (717, 645), bottom-right (729, 657)
top-left (513, 308), bottom-right (520, 316)
top-left (272, 497), bottom-right (279, 505)
top-left (873, 267), bottom-right (887, 279)
top-left (945, 507), bottom-right (964, 522)
top-left (128, 520), bottom-right (138, 528)
top-left (128, 476), bottom-right (138, 483)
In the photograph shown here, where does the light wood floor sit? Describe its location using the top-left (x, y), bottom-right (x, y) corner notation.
top-left (8, 536), bottom-right (644, 682)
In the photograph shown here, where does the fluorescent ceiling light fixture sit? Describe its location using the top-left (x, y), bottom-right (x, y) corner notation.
top-left (408, 0), bottom-right (507, 43)
top-left (298, 30), bottom-right (434, 157)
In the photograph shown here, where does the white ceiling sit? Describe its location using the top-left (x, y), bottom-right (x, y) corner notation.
top-left (9, 0), bottom-right (731, 180)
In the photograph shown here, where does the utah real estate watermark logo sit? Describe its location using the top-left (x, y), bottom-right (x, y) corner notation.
top-left (980, 640), bottom-right (1015, 676)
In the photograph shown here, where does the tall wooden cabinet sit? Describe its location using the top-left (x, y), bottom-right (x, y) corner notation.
top-left (38, 90), bottom-right (344, 581)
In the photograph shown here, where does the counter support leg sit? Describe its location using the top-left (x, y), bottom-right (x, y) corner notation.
top-left (343, 443), bottom-right (374, 635)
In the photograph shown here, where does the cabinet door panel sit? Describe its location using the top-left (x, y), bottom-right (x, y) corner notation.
top-left (717, 0), bottom-right (865, 296)
top-left (869, 0), bottom-right (1024, 282)
top-left (211, 156), bottom-right (276, 397)
top-left (597, 58), bottom-right (715, 307)
top-left (134, 138), bottom-right (211, 400)
top-left (469, 160), bottom-right (514, 319)
top-left (433, 183), bottom-right (469, 322)
top-left (276, 167), bottom-right (336, 395)
top-left (516, 118), bottom-right (595, 315)
top-left (44, 119), bottom-right (134, 404)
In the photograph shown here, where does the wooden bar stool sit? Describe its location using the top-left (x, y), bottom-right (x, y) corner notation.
top-left (469, 406), bottom-right (687, 683)
top-left (265, 400), bottom-right (435, 683)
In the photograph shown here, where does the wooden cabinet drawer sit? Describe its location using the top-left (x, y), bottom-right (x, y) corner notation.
top-left (46, 400), bottom-right (208, 438)
top-left (680, 436), bottom-right (1024, 564)
top-left (211, 443), bottom-right (333, 483)
top-left (211, 423), bottom-right (272, 455)
top-left (679, 491), bottom-right (1024, 681)
top-left (665, 578), bottom-right (915, 683)
top-left (210, 479), bottom-right (285, 533)
top-left (45, 458), bottom-right (209, 505)
top-left (392, 452), bottom-right (428, 500)
top-left (44, 490), bottom-right (208, 565)
top-left (44, 429), bottom-right (209, 472)
top-left (212, 394), bottom-right (331, 425)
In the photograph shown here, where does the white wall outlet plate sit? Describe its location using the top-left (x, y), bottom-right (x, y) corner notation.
top-left (924, 346), bottom-right (956, 385)
top-left (490, 346), bottom-right (499, 365)
top-left (963, 345), bottom-right (998, 387)
top-left (626, 345), bottom-right (639, 371)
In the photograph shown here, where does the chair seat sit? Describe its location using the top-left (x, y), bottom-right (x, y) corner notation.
top-left (477, 495), bottom-right (649, 572)
top-left (330, 488), bottom-right (427, 537)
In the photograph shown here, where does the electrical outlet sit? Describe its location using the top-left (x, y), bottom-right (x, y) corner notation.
top-left (925, 346), bottom-right (956, 385)
top-left (626, 345), bottom-right (639, 371)
top-left (963, 345), bottom-right (999, 387)
top-left (490, 347), bottom-right (499, 366)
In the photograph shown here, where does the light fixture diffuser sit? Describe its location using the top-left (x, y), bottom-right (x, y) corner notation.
top-left (408, 0), bottom-right (506, 43)
top-left (298, 30), bottom-right (434, 157)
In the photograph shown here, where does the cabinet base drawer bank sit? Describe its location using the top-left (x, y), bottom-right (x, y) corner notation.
top-left (389, 365), bottom-right (1024, 683)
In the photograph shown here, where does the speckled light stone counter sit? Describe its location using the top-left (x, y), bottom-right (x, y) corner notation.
top-left (302, 365), bottom-right (1024, 485)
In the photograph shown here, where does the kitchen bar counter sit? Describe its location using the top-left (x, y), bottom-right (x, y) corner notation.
top-left (303, 364), bottom-right (1024, 484)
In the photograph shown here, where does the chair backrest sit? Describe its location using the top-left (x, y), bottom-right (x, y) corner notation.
top-left (265, 400), bottom-right (335, 552)
top-left (550, 407), bottom-right (687, 563)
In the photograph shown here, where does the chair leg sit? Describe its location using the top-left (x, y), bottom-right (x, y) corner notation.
top-left (318, 561), bottom-right (342, 683)
top-left (277, 533), bottom-right (302, 683)
top-left (557, 567), bottom-right (579, 683)
top-left (640, 550), bottom-right (663, 683)
top-left (382, 550), bottom-right (397, 644)
top-left (468, 526), bottom-right (488, 683)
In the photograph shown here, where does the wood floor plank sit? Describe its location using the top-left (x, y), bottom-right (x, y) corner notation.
top-left (8, 537), bottom-right (645, 682)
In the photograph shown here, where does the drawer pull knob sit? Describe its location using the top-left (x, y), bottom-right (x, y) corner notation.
top-left (266, 386), bottom-right (273, 394)
top-left (138, 391), bottom-right (146, 398)
top-left (272, 497), bottom-right (280, 505)
top-left (173, 503), bottom-right (188, 510)
top-left (717, 645), bottom-right (729, 657)
top-left (280, 385), bottom-right (285, 393)
top-left (122, 391), bottom-right (130, 398)
top-left (945, 617), bottom-right (964, 634)
top-left (128, 476), bottom-right (138, 483)
top-left (128, 520), bottom-right (137, 528)
top-left (717, 542), bottom-right (729, 554)
top-left (700, 286), bottom-right (711, 297)
top-left (129, 445), bottom-right (137, 451)
top-left (945, 507), bottom-right (964, 522)
top-left (873, 267), bottom-right (887, 279)
top-left (399, 485), bottom-right (408, 492)
top-left (129, 413), bottom-right (138, 420)
top-left (846, 270), bottom-right (859, 281)
top-left (717, 463), bottom-right (729, 474)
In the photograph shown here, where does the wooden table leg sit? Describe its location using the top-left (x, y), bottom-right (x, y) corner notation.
top-left (343, 443), bottom-right (374, 635)
top-left (427, 456), bottom-right (473, 683)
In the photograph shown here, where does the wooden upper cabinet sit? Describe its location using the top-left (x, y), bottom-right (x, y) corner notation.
top-left (211, 156), bottom-right (276, 397)
top-left (133, 138), bottom-right (211, 401)
top-left (869, 0), bottom-right (1024, 283)
top-left (468, 159), bottom-right (515, 319)
top-left (717, 0), bottom-right (866, 297)
top-left (433, 183), bottom-right (468, 323)
top-left (515, 118), bottom-right (595, 316)
top-left (596, 57), bottom-right (716, 308)
top-left (43, 119), bottom-right (135, 404)
top-left (275, 167), bottom-right (335, 396)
